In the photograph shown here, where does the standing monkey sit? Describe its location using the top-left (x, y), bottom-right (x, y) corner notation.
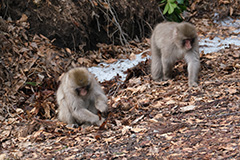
top-left (56, 67), bottom-right (108, 127)
top-left (151, 22), bottom-right (200, 87)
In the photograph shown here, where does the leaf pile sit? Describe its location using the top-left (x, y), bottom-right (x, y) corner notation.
top-left (191, 0), bottom-right (240, 19)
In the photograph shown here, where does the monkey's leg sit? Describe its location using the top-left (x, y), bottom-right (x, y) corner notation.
top-left (185, 53), bottom-right (200, 87)
top-left (151, 48), bottom-right (163, 80)
top-left (187, 61), bottom-right (200, 87)
top-left (58, 105), bottom-right (78, 127)
top-left (162, 58), bottom-right (173, 80)
top-left (72, 108), bottom-right (104, 126)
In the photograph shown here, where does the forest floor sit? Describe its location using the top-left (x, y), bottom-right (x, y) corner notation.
top-left (0, 12), bottom-right (240, 160)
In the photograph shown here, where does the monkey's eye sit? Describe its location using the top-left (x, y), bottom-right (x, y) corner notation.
top-left (86, 84), bottom-right (91, 90)
top-left (75, 88), bottom-right (80, 95)
top-left (182, 39), bottom-right (187, 46)
top-left (191, 38), bottom-right (195, 44)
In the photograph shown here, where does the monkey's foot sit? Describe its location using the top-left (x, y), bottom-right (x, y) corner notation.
top-left (189, 82), bottom-right (198, 87)
top-left (66, 123), bottom-right (79, 128)
top-left (152, 76), bottom-right (164, 82)
top-left (162, 75), bottom-right (172, 81)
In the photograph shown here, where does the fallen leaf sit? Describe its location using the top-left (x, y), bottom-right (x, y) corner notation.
top-left (131, 127), bottom-right (146, 133)
top-left (104, 58), bottom-right (118, 64)
top-left (180, 105), bottom-right (197, 112)
top-left (132, 115), bottom-right (144, 124)
top-left (129, 53), bottom-right (136, 60)
top-left (17, 14), bottom-right (28, 23)
top-left (122, 126), bottom-right (132, 135)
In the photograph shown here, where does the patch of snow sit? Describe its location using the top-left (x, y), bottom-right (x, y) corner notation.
top-left (199, 36), bottom-right (240, 54)
top-left (217, 17), bottom-right (240, 34)
top-left (217, 17), bottom-right (240, 28)
top-left (88, 49), bottom-right (150, 82)
top-left (200, 17), bottom-right (240, 54)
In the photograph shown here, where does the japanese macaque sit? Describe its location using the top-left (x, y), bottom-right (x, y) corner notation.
top-left (56, 67), bottom-right (108, 127)
top-left (151, 22), bottom-right (200, 87)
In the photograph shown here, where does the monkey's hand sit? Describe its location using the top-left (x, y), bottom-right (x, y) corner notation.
top-left (96, 117), bottom-right (105, 126)
top-left (72, 108), bottom-right (104, 126)
top-left (95, 96), bottom-right (108, 113)
top-left (96, 104), bottom-right (108, 113)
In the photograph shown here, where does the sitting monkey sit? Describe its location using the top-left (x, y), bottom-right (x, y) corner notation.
top-left (56, 67), bottom-right (108, 127)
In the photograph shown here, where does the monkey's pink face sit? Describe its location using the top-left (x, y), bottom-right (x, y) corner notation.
top-left (75, 84), bottom-right (91, 96)
top-left (183, 39), bottom-right (194, 50)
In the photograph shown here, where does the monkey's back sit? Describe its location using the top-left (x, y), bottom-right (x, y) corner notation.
top-left (151, 22), bottom-right (184, 60)
top-left (151, 22), bottom-right (178, 48)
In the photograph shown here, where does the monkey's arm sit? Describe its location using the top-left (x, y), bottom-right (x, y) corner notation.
top-left (91, 78), bottom-right (108, 113)
top-left (71, 106), bottom-right (104, 126)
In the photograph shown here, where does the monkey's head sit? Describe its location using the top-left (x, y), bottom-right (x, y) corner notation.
top-left (174, 22), bottom-right (198, 51)
top-left (68, 67), bottom-right (92, 97)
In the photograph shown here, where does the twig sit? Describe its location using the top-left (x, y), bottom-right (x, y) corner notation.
top-left (5, 104), bottom-right (23, 120)
top-left (107, 0), bottom-right (128, 45)
top-left (71, 33), bottom-right (76, 52)
top-left (143, 19), bottom-right (153, 33)
top-left (97, 0), bottom-right (129, 46)
top-left (158, 6), bottom-right (167, 21)
top-left (3, 0), bottom-right (9, 19)
top-left (110, 82), bottom-right (121, 97)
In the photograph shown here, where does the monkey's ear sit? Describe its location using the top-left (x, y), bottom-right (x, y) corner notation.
top-left (173, 27), bottom-right (179, 37)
